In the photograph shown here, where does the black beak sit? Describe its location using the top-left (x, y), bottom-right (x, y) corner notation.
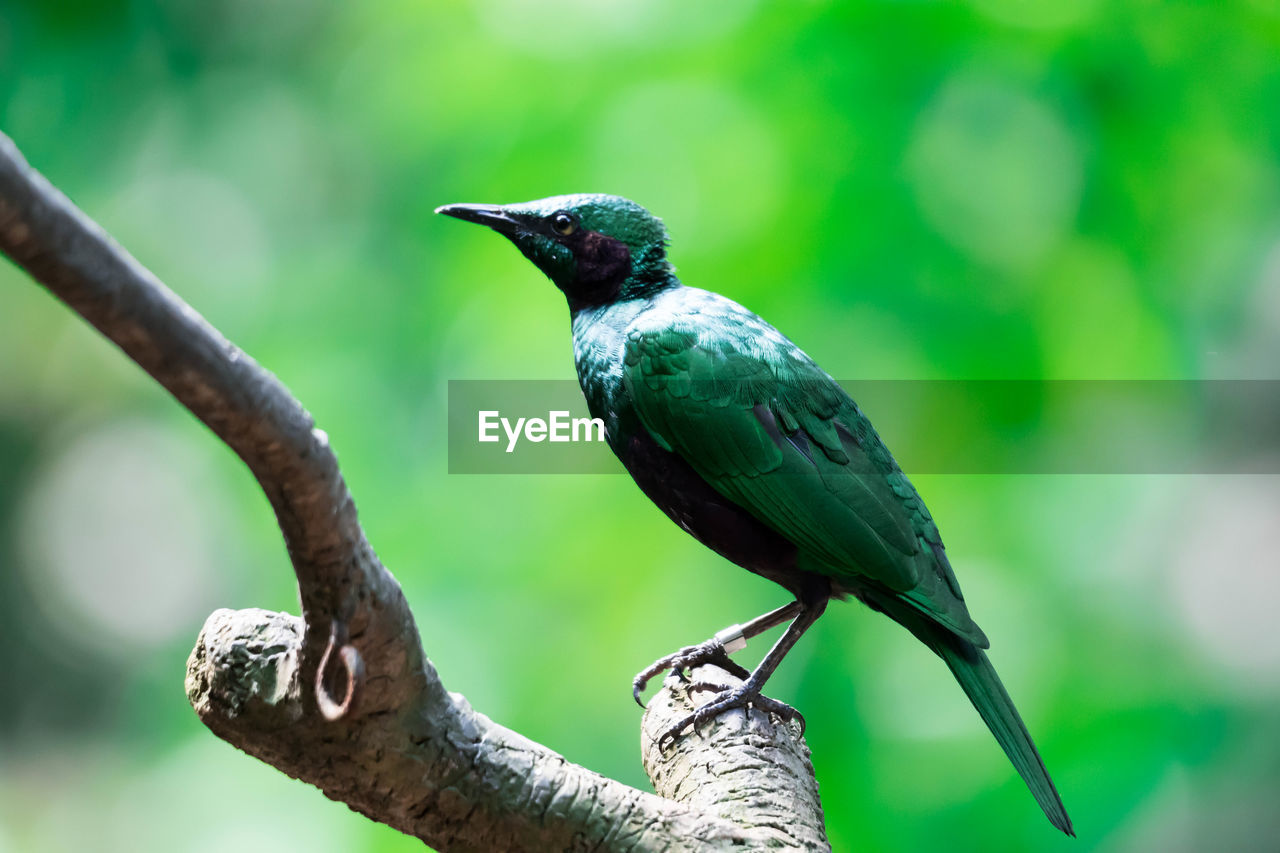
top-left (435, 203), bottom-right (525, 235)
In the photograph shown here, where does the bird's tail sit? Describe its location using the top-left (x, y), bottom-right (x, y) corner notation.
top-left (866, 592), bottom-right (1074, 836)
top-left (935, 636), bottom-right (1074, 836)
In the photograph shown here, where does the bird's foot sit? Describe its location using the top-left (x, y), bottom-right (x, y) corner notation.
top-left (632, 639), bottom-right (751, 707)
top-left (656, 680), bottom-right (805, 752)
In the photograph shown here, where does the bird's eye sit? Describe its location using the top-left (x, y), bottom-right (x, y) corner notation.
top-left (550, 211), bottom-right (578, 236)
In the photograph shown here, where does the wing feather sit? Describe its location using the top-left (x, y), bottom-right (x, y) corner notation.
top-left (624, 325), bottom-right (987, 647)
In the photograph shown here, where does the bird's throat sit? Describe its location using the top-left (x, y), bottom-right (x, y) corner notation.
top-left (562, 230), bottom-right (631, 311)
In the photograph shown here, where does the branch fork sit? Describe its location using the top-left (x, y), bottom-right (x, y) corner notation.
top-left (0, 131), bottom-right (829, 852)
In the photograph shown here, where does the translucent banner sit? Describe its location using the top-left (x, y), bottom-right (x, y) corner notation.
top-left (447, 379), bottom-right (1280, 475)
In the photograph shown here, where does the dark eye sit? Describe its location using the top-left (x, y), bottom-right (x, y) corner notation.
top-left (550, 211), bottom-right (578, 236)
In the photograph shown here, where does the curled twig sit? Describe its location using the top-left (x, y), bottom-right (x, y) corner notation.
top-left (316, 621), bottom-right (364, 721)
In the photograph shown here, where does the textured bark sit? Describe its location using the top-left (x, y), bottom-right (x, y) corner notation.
top-left (641, 666), bottom-right (828, 850)
top-left (0, 130), bottom-right (830, 852)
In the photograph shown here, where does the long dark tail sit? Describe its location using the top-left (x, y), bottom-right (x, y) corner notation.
top-left (867, 592), bottom-right (1074, 836)
top-left (936, 637), bottom-right (1074, 836)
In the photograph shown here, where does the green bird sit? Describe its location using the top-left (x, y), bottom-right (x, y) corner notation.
top-left (437, 194), bottom-right (1073, 836)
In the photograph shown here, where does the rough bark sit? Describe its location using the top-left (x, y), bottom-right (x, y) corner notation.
top-left (641, 666), bottom-right (828, 850)
top-left (0, 130), bottom-right (829, 852)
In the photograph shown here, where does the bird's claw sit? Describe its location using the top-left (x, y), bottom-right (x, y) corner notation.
top-left (632, 639), bottom-right (751, 707)
top-left (655, 682), bottom-right (806, 752)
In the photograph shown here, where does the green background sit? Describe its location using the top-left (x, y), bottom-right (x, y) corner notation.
top-left (3, 1), bottom-right (1279, 850)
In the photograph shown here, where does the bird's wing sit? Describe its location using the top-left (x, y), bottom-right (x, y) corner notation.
top-left (623, 323), bottom-right (987, 647)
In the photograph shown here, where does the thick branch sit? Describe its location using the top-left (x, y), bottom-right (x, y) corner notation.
top-left (187, 610), bottom-right (829, 850)
top-left (0, 130), bottom-right (828, 851)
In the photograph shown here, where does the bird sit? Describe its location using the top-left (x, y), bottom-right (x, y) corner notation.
top-left (436, 193), bottom-right (1073, 836)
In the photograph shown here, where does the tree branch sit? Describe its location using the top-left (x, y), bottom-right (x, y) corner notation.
top-left (0, 130), bottom-right (829, 852)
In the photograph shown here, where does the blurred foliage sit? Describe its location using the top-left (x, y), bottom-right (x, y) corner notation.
top-left (3, 1), bottom-right (1280, 851)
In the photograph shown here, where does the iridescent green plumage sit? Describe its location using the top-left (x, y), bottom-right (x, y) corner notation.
top-left (437, 193), bottom-right (1073, 837)
top-left (620, 311), bottom-right (985, 643)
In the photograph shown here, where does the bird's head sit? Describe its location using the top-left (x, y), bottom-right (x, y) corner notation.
top-left (436, 194), bottom-right (673, 310)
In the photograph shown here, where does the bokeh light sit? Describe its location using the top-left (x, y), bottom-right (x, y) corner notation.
top-left (18, 419), bottom-right (230, 655)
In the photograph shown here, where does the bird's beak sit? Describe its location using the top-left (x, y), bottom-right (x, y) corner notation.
top-left (435, 203), bottom-right (525, 235)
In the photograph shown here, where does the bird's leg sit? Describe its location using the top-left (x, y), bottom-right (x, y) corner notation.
top-left (656, 597), bottom-right (828, 751)
top-left (632, 601), bottom-right (802, 706)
